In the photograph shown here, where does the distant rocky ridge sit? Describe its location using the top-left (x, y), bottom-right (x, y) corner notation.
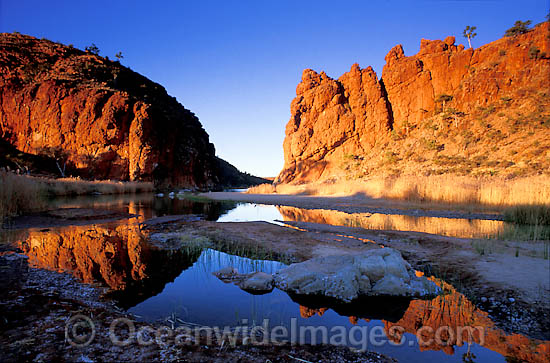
top-left (0, 33), bottom-right (265, 189)
top-left (277, 22), bottom-right (550, 183)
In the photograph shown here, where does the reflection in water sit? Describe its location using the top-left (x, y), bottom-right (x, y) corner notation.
top-left (278, 206), bottom-right (507, 238)
top-left (298, 278), bottom-right (550, 363)
top-left (217, 203), bottom-right (285, 225)
top-left (8, 195), bottom-right (550, 362)
top-left (12, 218), bottom-right (549, 362)
top-left (17, 217), bottom-right (201, 307)
top-left (47, 193), bottom-right (238, 222)
top-left (13, 192), bottom-right (515, 238)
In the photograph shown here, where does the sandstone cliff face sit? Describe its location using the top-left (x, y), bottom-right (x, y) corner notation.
top-left (277, 22), bottom-right (550, 183)
top-left (0, 33), bottom-right (219, 188)
top-left (278, 65), bottom-right (392, 183)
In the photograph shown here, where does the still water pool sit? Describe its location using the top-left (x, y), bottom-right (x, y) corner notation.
top-left (6, 193), bottom-right (547, 362)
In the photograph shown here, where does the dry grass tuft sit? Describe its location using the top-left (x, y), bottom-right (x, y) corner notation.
top-left (0, 171), bottom-right (46, 221)
top-left (245, 183), bottom-right (277, 194)
top-left (0, 171), bottom-right (153, 222)
top-left (251, 175), bottom-right (550, 209)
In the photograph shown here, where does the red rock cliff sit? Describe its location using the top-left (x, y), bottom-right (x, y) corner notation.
top-left (277, 22), bottom-right (550, 183)
top-left (0, 33), bottom-right (220, 188)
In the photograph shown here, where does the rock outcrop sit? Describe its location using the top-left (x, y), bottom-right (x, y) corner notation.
top-left (273, 248), bottom-right (439, 302)
top-left (0, 33), bottom-right (264, 189)
top-left (213, 268), bottom-right (275, 293)
top-left (277, 22), bottom-right (550, 183)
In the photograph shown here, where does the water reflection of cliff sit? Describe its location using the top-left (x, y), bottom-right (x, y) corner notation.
top-left (50, 194), bottom-right (237, 221)
top-left (278, 206), bottom-right (504, 238)
top-left (297, 278), bottom-right (550, 363)
top-left (17, 215), bottom-right (201, 308)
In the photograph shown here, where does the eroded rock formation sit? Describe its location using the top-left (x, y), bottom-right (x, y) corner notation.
top-left (277, 22), bottom-right (550, 183)
top-left (0, 33), bottom-right (263, 189)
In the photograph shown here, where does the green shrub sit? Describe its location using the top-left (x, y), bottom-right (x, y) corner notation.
top-left (529, 46), bottom-right (541, 59)
top-left (504, 20), bottom-right (532, 37)
top-left (421, 138), bottom-right (444, 151)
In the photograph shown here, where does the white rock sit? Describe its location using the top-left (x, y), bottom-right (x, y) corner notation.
top-left (273, 248), bottom-right (440, 302)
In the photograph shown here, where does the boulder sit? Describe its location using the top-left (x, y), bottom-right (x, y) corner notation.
top-left (213, 268), bottom-right (275, 294)
top-left (273, 248), bottom-right (439, 302)
top-left (239, 272), bottom-right (274, 293)
top-left (213, 267), bottom-right (238, 280)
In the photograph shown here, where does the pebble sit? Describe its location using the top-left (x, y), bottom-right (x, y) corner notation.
top-left (509, 297), bottom-right (515, 303)
top-left (480, 297), bottom-right (487, 303)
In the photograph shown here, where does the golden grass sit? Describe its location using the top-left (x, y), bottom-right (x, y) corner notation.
top-left (248, 175), bottom-right (550, 208)
top-left (245, 183), bottom-right (277, 194)
top-left (0, 171), bottom-right (153, 221)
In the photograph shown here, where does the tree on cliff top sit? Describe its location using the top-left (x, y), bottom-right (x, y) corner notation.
top-left (463, 26), bottom-right (477, 48)
top-left (85, 43), bottom-right (100, 55)
top-left (504, 20), bottom-right (532, 37)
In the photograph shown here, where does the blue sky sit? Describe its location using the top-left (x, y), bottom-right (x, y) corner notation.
top-left (1, 0), bottom-right (548, 177)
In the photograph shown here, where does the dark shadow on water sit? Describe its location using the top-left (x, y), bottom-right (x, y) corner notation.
top-left (287, 293), bottom-right (412, 323)
top-left (107, 248), bottom-right (202, 309)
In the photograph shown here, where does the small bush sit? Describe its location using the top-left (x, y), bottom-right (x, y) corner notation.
top-left (85, 43), bottom-right (100, 55)
top-left (384, 151), bottom-right (400, 164)
top-left (422, 138), bottom-right (444, 151)
top-left (528, 46), bottom-right (541, 59)
top-left (504, 20), bottom-right (532, 37)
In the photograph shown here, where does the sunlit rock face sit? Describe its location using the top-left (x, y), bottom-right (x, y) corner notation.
top-left (0, 33), bottom-right (218, 189)
top-left (277, 22), bottom-right (550, 183)
top-left (17, 222), bottom-right (200, 307)
top-left (277, 65), bottom-right (392, 183)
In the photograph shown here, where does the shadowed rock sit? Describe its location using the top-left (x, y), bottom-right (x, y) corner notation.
top-left (213, 268), bottom-right (275, 294)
